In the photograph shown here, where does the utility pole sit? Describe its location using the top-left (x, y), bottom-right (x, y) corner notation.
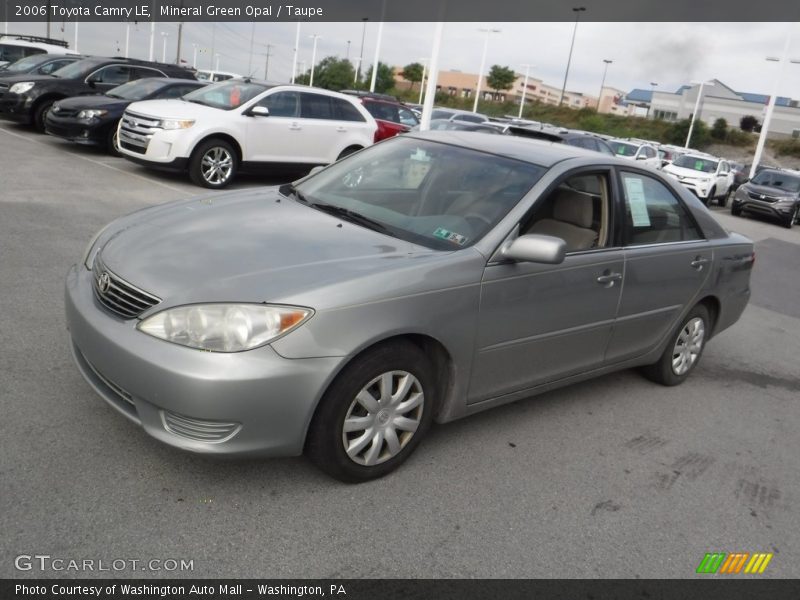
top-left (263, 44), bottom-right (273, 80)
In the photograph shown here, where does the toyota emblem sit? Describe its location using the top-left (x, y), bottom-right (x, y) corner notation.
top-left (98, 272), bottom-right (111, 293)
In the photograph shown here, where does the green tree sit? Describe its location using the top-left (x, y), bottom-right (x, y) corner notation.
top-left (486, 65), bottom-right (516, 100)
top-left (740, 115), bottom-right (759, 132)
top-left (296, 56), bottom-right (355, 90)
top-left (711, 117), bottom-right (728, 141)
top-left (362, 61), bottom-right (396, 93)
top-left (401, 62), bottom-right (424, 90)
top-left (665, 119), bottom-right (711, 149)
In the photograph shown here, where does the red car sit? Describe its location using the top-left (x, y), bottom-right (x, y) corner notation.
top-left (341, 91), bottom-right (419, 141)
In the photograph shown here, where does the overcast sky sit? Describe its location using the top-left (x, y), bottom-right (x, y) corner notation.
top-left (6, 21), bottom-right (800, 100)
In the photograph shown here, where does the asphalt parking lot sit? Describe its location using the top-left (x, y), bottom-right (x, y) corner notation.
top-left (1, 124), bottom-right (799, 579)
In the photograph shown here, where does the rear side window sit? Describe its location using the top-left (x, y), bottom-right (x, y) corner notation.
top-left (398, 107), bottom-right (418, 126)
top-left (131, 67), bottom-right (166, 80)
top-left (620, 172), bottom-right (703, 246)
top-left (91, 65), bottom-right (132, 84)
top-left (300, 93), bottom-right (335, 119)
top-left (331, 98), bottom-right (366, 122)
top-left (364, 101), bottom-right (398, 122)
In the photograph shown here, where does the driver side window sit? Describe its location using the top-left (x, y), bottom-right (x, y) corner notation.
top-left (259, 92), bottom-right (300, 117)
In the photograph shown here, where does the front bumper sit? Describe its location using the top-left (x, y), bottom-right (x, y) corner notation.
top-left (45, 115), bottom-right (107, 145)
top-left (65, 264), bottom-right (345, 457)
top-left (732, 192), bottom-right (795, 222)
top-left (0, 92), bottom-right (34, 124)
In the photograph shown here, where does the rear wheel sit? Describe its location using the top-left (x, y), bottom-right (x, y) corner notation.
top-left (306, 341), bottom-right (434, 482)
top-left (33, 99), bottom-right (55, 132)
top-left (189, 139), bottom-right (238, 188)
top-left (337, 145), bottom-right (362, 161)
top-left (641, 304), bottom-right (709, 386)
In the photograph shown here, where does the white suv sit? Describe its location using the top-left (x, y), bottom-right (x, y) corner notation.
top-left (608, 139), bottom-right (662, 170)
top-left (663, 153), bottom-right (734, 206)
top-left (118, 79), bottom-right (377, 188)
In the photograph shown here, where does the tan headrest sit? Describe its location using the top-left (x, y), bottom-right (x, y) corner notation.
top-left (552, 189), bottom-right (594, 228)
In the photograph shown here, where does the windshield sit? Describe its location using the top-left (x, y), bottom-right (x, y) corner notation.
top-left (50, 59), bottom-right (99, 79)
top-left (107, 78), bottom-right (168, 100)
top-left (292, 137), bottom-right (545, 250)
top-left (672, 155), bottom-right (719, 173)
top-left (608, 141), bottom-right (639, 157)
top-left (751, 171), bottom-right (800, 193)
top-left (0, 54), bottom-right (48, 73)
top-left (182, 80), bottom-right (268, 109)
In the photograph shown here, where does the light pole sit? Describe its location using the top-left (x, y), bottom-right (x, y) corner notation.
top-left (596, 59), bottom-right (612, 113)
top-left (518, 64), bottom-right (534, 119)
top-left (685, 80), bottom-right (715, 149)
top-left (161, 32), bottom-right (168, 63)
top-left (309, 34), bottom-right (321, 87)
top-left (472, 27), bottom-right (501, 113)
top-left (418, 58), bottom-right (428, 105)
top-left (559, 6), bottom-right (586, 107)
top-left (647, 82), bottom-right (658, 117)
top-left (352, 57), bottom-right (363, 84)
top-left (419, 21), bottom-right (444, 131)
top-left (290, 22), bottom-right (301, 83)
top-left (750, 30), bottom-right (799, 178)
top-left (247, 22), bottom-right (256, 75)
top-left (214, 53), bottom-right (220, 72)
top-left (346, 40), bottom-right (351, 61)
top-left (369, 21), bottom-right (385, 93)
top-left (356, 18), bottom-right (368, 87)
top-left (192, 43), bottom-right (198, 68)
top-left (263, 44), bottom-right (273, 80)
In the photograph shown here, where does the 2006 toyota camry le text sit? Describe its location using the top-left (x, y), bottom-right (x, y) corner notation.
top-left (65, 132), bottom-right (754, 482)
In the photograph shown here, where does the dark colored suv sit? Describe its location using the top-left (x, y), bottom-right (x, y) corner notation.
top-left (0, 56), bottom-right (195, 131)
top-left (0, 53), bottom-right (83, 76)
top-left (730, 168), bottom-right (800, 228)
top-left (341, 91), bottom-right (418, 141)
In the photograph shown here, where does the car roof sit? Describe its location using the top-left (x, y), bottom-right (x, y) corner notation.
top-left (405, 130), bottom-right (621, 166)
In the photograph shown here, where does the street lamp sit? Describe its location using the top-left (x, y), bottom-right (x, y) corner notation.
top-left (559, 6), bottom-right (586, 107)
top-left (214, 53), bottom-right (220, 72)
top-left (308, 34), bottom-right (321, 87)
top-left (472, 27), bottom-right (501, 113)
top-left (352, 57), bottom-right (363, 84)
top-left (418, 57), bottom-right (429, 105)
top-left (685, 80), bottom-right (714, 149)
top-left (357, 17), bottom-right (368, 86)
top-left (518, 64), bottom-right (534, 119)
top-left (346, 40), bottom-right (351, 61)
top-left (290, 22), bottom-right (301, 84)
top-left (160, 31), bottom-right (168, 63)
top-left (647, 82), bottom-right (658, 117)
top-left (750, 31), bottom-right (800, 178)
top-left (596, 59), bottom-right (612, 113)
top-left (192, 43), bottom-right (198, 68)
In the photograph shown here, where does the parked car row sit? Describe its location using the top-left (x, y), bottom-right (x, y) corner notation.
top-left (729, 167), bottom-right (800, 228)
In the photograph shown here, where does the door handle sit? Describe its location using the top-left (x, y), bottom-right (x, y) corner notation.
top-left (289, 123), bottom-right (302, 130)
top-left (336, 126), bottom-right (347, 132)
top-left (596, 271), bottom-right (622, 287)
top-left (690, 257), bottom-right (709, 270)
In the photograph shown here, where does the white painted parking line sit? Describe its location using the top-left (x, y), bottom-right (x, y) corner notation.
top-left (0, 126), bottom-right (189, 195)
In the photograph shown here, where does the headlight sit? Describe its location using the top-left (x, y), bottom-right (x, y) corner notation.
top-left (82, 223), bottom-right (112, 269)
top-left (137, 304), bottom-right (313, 352)
top-left (775, 196), bottom-right (796, 204)
top-left (77, 109), bottom-right (108, 119)
top-left (159, 118), bottom-right (195, 130)
top-left (9, 82), bottom-right (35, 94)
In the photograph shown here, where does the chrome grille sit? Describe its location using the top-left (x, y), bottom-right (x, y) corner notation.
top-left (119, 110), bottom-right (162, 152)
top-left (161, 411), bottom-right (241, 443)
top-left (748, 191), bottom-right (778, 203)
top-left (92, 255), bottom-right (161, 319)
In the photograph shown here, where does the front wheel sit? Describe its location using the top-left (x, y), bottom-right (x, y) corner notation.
top-left (106, 122), bottom-right (122, 156)
top-left (306, 341), bottom-right (434, 482)
top-left (731, 205), bottom-right (742, 217)
top-left (784, 205), bottom-right (799, 229)
top-left (189, 139), bottom-right (238, 188)
top-left (33, 99), bottom-right (55, 132)
top-left (641, 304), bottom-right (709, 386)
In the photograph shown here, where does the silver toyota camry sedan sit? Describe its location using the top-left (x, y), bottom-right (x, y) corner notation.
top-left (65, 132), bottom-right (755, 482)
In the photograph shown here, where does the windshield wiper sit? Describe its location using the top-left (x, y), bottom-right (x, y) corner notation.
top-left (278, 182), bottom-right (310, 204)
top-left (106, 93), bottom-right (123, 99)
top-left (185, 99), bottom-right (207, 106)
top-left (310, 202), bottom-right (389, 233)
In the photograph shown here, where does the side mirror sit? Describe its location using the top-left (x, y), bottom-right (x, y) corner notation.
top-left (248, 106), bottom-right (269, 117)
top-left (86, 76), bottom-right (98, 88)
top-left (636, 154), bottom-right (647, 160)
top-left (500, 234), bottom-right (566, 264)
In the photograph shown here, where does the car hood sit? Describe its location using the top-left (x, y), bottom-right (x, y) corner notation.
top-left (741, 182), bottom-right (799, 198)
top-left (664, 164), bottom-right (715, 178)
top-left (98, 188), bottom-right (449, 310)
top-left (54, 94), bottom-right (127, 110)
top-left (0, 73), bottom-right (56, 84)
top-left (125, 98), bottom-right (226, 120)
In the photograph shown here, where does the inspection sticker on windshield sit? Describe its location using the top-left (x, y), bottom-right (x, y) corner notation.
top-left (433, 227), bottom-right (468, 245)
top-left (623, 176), bottom-right (651, 227)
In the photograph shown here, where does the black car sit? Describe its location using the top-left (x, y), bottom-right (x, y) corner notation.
top-left (505, 125), bottom-right (616, 155)
top-left (0, 56), bottom-right (195, 131)
top-left (0, 53), bottom-right (83, 77)
top-left (45, 77), bottom-right (206, 155)
top-left (730, 168), bottom-right (800, 228)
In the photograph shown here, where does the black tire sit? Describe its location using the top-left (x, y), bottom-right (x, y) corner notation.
top-left (106, 122), bottom-right (122, 156)
top-left (306, 340), bottom-right (435, 483)
top-left (784, 205), bottom-right (798, 229)
top-left (189, 139), bottom-right (238, 188)
top-left (32, 99), bottom-right (55, 132)
top-left (641, 304), bottom-right (710, 386)
top-left (706, 187), bottom-right (716, 205)
top-left (718, 190), bottom-right (728, 207)
top-left (731, 205), bottom-right (742, 217)
top-left (336, 145), bottom-right (362, 161)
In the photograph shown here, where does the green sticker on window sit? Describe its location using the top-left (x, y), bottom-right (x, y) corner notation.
top-left (433, 227), bottom-right (468, 245)
top-left (695, 160), bottom-right (705, 171)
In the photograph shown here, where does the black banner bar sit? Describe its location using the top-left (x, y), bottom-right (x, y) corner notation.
top-left (3, 0), bottom-right (800, 22)
top-left (4, 579), bottom-right (800, 600)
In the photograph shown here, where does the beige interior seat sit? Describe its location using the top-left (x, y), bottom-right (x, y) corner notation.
top-left (528, 189), bottom-right (598, 251)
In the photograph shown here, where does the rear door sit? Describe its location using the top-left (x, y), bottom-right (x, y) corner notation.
top-left (604, 170), bottom-right (712, 364)
top-left (299, 92), bottom-right (349, 162)
top-left (245, 90), bottom-right (307, 163)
